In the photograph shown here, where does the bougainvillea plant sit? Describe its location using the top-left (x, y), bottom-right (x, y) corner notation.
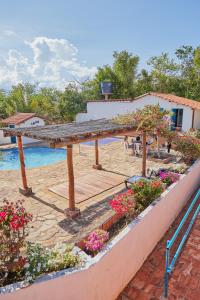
top-left (109, 189), bottom-right (135, 217)
top-left (174, 136), bottom-right (200, 165)
top-left (113, 105), bottom-right (173, 136)
top-left (84, 229), bottom-right (109, 254)
top-left (159, 171), bottom-right (180, 187)
top-left (131, 179), bottom-right (164, 212)
top-left (0, 200), bottom-right (32, 287)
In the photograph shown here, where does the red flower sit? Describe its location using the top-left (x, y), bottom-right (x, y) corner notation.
top-left (0, 211), bottom-right (7, 223)
top-left (110, 189), bottom-right (135, 216)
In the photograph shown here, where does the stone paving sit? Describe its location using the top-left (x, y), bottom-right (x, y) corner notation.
top-left (0, 140), bottom-right (181, 247)
top-left (117, 195), bottom-right (200, 300)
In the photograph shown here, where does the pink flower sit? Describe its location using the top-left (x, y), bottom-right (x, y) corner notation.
top-left (110, 190), bottom-right (135, 216)
top-left (85, 229), bottom-right (109, 253)
top-left (0, 211), bottom-right (7, 222)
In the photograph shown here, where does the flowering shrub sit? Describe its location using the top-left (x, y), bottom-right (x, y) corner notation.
top-left (0, 200), bottom-right (32, 287)
top-left (159, 171), bottom-right (180, 187)
top-left (168, 165), bottom-right (187, 174)
top-left (113, 105), bottom-right (172, 137)
top-left (131, 179), bottom-right (164, 212)
top-left (188, 129), bottom-right (200, 139)
top-left (174, 136), bottom-right (200, 165)
top-left (109, 189), bottom-right (135, 217)
top-left (25, 243), bottom-right (50, 283)
top-left (25, 243), bottom-right (81, 283)
top-left (84, 229), bottom-right (109, 254)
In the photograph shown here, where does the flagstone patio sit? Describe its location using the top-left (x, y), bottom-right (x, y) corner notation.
top-left (0, 141), bottom-right (182, 247)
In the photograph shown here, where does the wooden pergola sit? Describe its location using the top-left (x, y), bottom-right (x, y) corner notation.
top-left (3, 119), bottom-right (147, 218)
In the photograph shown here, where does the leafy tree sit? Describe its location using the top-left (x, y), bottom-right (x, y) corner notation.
top-left (30, 87), bottom-right (61, 120)
top-left (0, 90), bottom-right (9, 119)
top-left (147, 53), bottom-right (179, 94)
top-left (58, 84), bottom-right (85, 122)
top-left (112, 51), bottom-right (139, 98)
top-left (82, 50), bottom-right (139, 99)
top-left (135, 69), bottom-right (153, 95)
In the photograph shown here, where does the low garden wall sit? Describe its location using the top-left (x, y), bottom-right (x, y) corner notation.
top-left (1, 159), bottom-right (200, 300)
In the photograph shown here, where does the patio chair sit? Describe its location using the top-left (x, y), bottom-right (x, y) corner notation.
top-left (124, 175), bottom-right (148, 189)
top-left (147, 167), bottom-right (168, 179)
top-left (133, 142), bottom-right (141, 156)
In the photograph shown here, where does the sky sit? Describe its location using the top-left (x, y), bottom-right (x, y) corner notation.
top-left (0, 0), bottom-right (200, 90)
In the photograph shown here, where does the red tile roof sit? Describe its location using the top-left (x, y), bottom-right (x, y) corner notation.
top-left (87, 93), bottom-right (200, 110)
top-left (148, 92), bottom-right (200, 110)
top-left (1, 113), bottom-right (36, 125)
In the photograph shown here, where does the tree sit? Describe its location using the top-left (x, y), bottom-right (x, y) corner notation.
top-left (59, 84), bottom-right (85, 122)
top-left (113, 105), bottom-right (172, 136)
top-left (30, 87), bottom-right (61, 121)
top-left (112, 51), bottom-right (139, 98)
top-left (147, 53), bottom-right (180, 94)
top-left (6, 83), bottom-right (37, 113)
top-left (0, 90), bottom-right (9, 119)
top-left (82, 50), bottom-right (139, 99)
top-left (135, 69), bottom-right (153, 95)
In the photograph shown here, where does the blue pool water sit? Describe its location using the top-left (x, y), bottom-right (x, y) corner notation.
top-left (0, 138), bottom-right (121, 170)
top-left (0, 147), bottom-right (66, 170)
top-left (82, 137), bottom-right (120, 146)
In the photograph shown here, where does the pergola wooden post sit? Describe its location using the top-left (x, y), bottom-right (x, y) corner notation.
top-left (17, 136), bottom-right (32, 196)
top-left (65, 144), bottom-right (80, 218)
top-left (93, 139), bottom-right (102, 170)
top-left (142, 131), bottom-right (147, 177)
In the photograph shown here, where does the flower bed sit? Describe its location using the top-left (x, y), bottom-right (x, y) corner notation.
top-left (0, 200), bottom-right (82, 289)
top-left (79, 178), bottom-right (166, 256)
top-left (159, 170), bottom-right (180, 187)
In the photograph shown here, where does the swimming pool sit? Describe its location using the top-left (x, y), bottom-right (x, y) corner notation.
top-left (0, 147), bottom-right (67, 170)
top-left (0, 138), bottom-right (121, 170)
top-left (82, 137), bottom-right (120, 146)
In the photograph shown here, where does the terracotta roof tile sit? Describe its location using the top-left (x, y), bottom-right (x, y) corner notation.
top-left (87, 93), bottom-right (200, 110)
top-left (149, 92), bottom-right (200, 110)
top-left (1, 113), bottom-right (36, 125)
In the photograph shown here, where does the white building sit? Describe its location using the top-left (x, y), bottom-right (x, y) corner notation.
top-left (76, 92), bottom-right (200, 132)
top-left (0, 113), bottom-right (45, 145)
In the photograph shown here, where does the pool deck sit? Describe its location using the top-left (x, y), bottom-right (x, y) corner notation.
top-left (0, 140), bottom-right (184, 246)
top-left (49, 170), bottom-right (126, 203)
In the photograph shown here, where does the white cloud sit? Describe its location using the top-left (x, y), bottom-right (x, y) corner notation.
top-left (3, 30), bottom-right (17, 37)
top-left (0, 36), bottom-right (97, 89)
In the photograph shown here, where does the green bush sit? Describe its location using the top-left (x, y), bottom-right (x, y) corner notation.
top-left (25, 243), bottom-right (81, 284)
top-left (174, 137), bottom-right (200, 165)
top-left (131, 179), bottom-right (164, 212)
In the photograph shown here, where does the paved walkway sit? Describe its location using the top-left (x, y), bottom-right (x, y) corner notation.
top-left (117, 197), bottom-right (200, 300)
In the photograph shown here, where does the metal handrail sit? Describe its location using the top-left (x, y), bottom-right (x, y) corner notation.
top-left (164, 188), bottom-right (200, 298)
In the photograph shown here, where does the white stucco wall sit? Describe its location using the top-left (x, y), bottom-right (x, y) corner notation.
top-left (0, 130), bottom-right (11, 145)
top-left (76, 95), bottom-right (194, 132)
top-left (17, 117), bottom-right (45, 144)
top-left (194, 109), bottom-right (200, 129)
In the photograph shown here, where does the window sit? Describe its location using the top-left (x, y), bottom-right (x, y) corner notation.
top-left (171, 109), bottom-right (183, 130)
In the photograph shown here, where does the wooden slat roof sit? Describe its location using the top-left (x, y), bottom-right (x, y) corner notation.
top-left (3, 119), bottom-right (136, 146)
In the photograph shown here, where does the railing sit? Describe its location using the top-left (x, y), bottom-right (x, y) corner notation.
top-left (164, 188), bottom-right (200, 298)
